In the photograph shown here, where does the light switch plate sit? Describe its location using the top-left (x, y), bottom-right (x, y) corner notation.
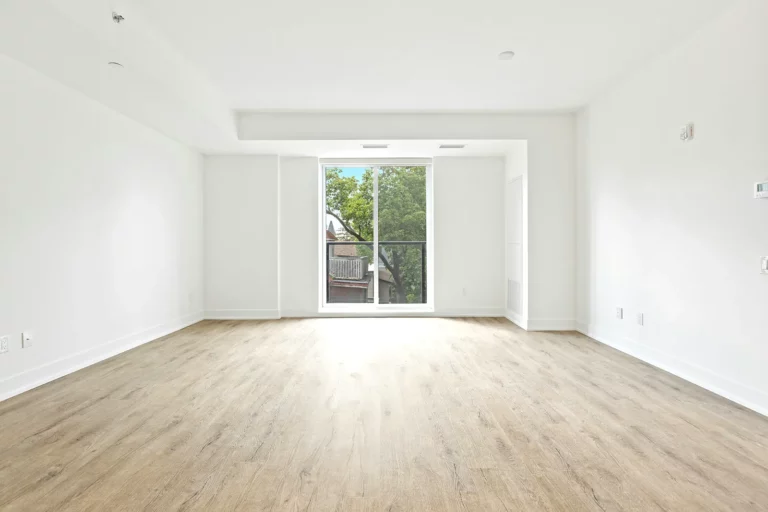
top-left (761, 257), bottom-right (768, 274)
top-left (22, 332), bottom-right (32, 348)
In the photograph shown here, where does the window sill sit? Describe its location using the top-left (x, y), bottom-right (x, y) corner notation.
top-left (318, 305), bottom-right (435, 317)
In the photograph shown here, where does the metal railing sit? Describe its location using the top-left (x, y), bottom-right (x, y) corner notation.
top-left (326, 241), bottom-right (426, 304)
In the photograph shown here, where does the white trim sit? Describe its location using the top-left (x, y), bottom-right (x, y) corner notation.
top-left (373, 166), bottom-right (379, 305)
top-left (204, 309), bottom-right (281, 320)
top-left (505, 310), bottom-right (528, 330)
top-left (320, 158), bottom-right (432, 166)
top-left (426, 164), bottom-right (435, 312)
top-left (318, 159), bottom-right (326, 310)
top-left (435, 308), bottom-right (505, 317)
top-left (320, 162), bottom-right (434, 312)
top-left (276, 157), bottom-right (282, 318)
top-left (280, 308), bottom-right (502, 318)
top-left (279, 309), bottom-right (319, 318)
top-left (577, 323), bottom-right (768, 418)
top-left (526, 318), bottom-right (576, 331)
top-left (319, 304), bottom-right (434, 314)
top-left (0, 312), bottom-right (204, 403)
top-left (316, 310), bottom-right (435, 318)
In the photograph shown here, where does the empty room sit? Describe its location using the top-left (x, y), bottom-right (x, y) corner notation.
top-left (1, 0), bottom-right (767, 510)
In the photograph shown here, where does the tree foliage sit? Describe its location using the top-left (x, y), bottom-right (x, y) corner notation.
top-left (326, 166), bottom-right (427, 303)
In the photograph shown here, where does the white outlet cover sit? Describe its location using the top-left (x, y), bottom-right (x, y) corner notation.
top-left (761, 257), bottom-right (768, 274)
top-left (616, 307), bottom-right (623, 319)
top-left (0, 336), bottom-right (9, 354)
top-left (637, 313), bottom-right (644, 326)
top-left (680, 123), bottom-right (694, 142)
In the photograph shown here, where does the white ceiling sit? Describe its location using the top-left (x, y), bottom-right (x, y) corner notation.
top-left (138, 0), bottom-right (730, 111)
top-left (0, 0), bottom-right (734, 151)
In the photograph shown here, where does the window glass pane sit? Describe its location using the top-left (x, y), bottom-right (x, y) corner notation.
top-left (324, 166), bottom-right (376, 304)
top-left (377, 166), bottom-right (427, 304)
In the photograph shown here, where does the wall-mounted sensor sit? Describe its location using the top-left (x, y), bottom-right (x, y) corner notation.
top-left (755, 180), bottom-right (768, 198)
top-left (680, 123), bottom-right (695, 142)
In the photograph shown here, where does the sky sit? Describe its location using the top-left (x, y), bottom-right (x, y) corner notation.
top-left (336, 166), bottom-right (367, 181)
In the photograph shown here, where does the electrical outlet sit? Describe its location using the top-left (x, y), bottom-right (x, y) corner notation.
top-left (0, 336), bottom-right (9, 354)
top-left (616, 307), bottom-right (623, 320)
top-left (637, 313), bottom-right (644, 326)
top-left (680, 123), bottom-right (694, 142)
top-left (22, 332), bottom-right (32, 348)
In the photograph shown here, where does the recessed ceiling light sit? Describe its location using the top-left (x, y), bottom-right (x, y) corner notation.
top-left (361, 144), bottom-right (389, 149)
top-left (498, 51), bottom-right (516, 61)
top-left (107, 61), bottom-right (124, 68)
top-left (439, 144), bottom-right (466, 149)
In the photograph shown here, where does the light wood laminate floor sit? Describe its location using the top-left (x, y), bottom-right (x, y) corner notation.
top-left (1, 318), bottom-right (767, 511)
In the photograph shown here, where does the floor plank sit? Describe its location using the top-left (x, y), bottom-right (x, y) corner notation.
top-left (1, 318), bottom-right (767, 511)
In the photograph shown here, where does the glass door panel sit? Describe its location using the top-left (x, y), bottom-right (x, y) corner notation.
top-left (324, 166), bottom-right (375, 304)
top-left (377, 166), bottom-right (428, 304)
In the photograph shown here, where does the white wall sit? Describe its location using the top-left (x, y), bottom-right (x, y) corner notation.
top-left (505, 144), bottom-right (527, 326)
top-left (434, 157), bottom-right (506, 315)
top-left (204, 155), bottom-right (508, 317)
top-left (527, 120), bottom-right (576, 330)
top-left (0, 56), bottom-right (204, 401)
top-left (577, 0), bottom-right (768, 415)
top-left (204, 155), bottom-right (280, 319)
top-left (279, 157), bottom-right (320, 316)
top-left (239, 112), bottom-right (577, 328)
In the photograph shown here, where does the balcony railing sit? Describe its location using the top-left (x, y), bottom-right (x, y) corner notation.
top-left (326, 241), bottom-right (426, 304)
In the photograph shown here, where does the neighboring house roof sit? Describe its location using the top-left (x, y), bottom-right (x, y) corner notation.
top-left (332, 244), bottom-right (358, 257)
top-left (378, 267), bottom-right (395, 283)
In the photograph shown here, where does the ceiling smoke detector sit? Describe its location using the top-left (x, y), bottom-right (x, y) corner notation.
top-left (361, 144), bottom-right (389, 149)
top-left (498, 51), bottom-right (516, 60)
top-left (439, 144), bottom-right (466, 149)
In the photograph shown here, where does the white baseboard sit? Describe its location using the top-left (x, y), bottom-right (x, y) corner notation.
top-left (526, 318), bottom-right (576, 331)
top-left (204, 309), bottom-right (281, 320)
top-left (434, 308), bottom-right (506, 317)
top-left (577, 323), bottom-right (768, 418)
top-left (279, 309), bottom-right (317, 318)
top-left (504, 310), bottom-right (528, 330)
top-left (0, 311), bottom-right (204, 403)
top-left (280, 308), bottom-right (505, 318)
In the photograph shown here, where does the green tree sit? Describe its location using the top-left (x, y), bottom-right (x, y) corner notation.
top-left (326, 166), bottom-right (426, 303)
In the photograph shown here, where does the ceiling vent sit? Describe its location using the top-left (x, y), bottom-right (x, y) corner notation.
top-left (361, 144), bottom-right (389, 149)
top-left (439, 144), bottom-right (466, 149)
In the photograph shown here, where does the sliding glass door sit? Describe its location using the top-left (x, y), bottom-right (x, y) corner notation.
top-left (322, 162), bottom-right (431, 309)
top-left (377, 166), bottom-right (427, 304)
